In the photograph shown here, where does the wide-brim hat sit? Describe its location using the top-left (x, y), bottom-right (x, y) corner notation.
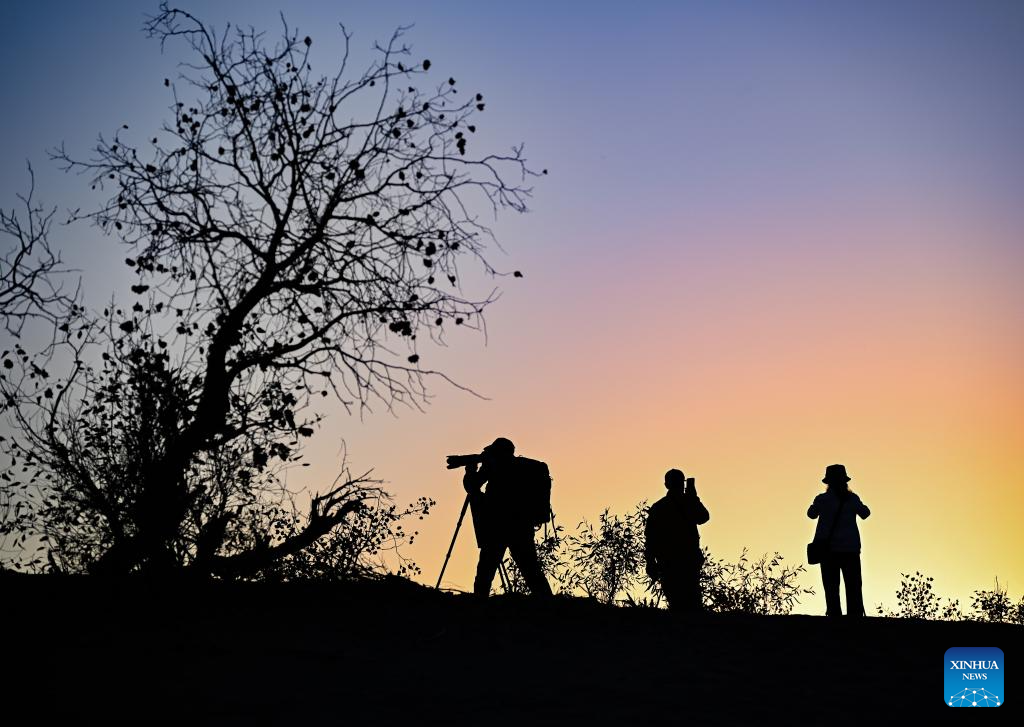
top-left (822, 463), bottom-right (851, 484)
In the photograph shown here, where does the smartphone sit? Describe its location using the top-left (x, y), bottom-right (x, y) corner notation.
top-left (685, 477), bottom-right (695, 493)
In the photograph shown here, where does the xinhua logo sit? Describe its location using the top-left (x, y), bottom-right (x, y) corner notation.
top-left (945, 647), bottom-right (1004, 707)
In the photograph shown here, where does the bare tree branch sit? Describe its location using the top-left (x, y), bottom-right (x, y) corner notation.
top-left (0, 163), bottom-right (80, 338)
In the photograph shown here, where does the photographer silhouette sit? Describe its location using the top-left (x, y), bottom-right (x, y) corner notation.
top-left (460, 437), bottom-right (552, 598)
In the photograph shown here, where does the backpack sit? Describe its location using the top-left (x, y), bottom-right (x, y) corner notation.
top-left (516, 456), bottom-right (552, 528)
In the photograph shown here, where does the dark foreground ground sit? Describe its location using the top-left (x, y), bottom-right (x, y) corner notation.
top-left (5, 574), bottom-right (1020, 724)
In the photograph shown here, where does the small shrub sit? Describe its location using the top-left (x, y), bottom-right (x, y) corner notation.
top-left (700, 548), bottom-right (814, 615)
top-left (873, 571), bottom-right (1004, 622)
top-left (558, 505), bottom-right (648, 605)
top-left (876, 571), bottom-right (944, 619)
top-left (971, 578), bottom-right (1024, 624)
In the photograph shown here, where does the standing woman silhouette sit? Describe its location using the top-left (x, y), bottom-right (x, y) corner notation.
top-left (807, 464), bottom-right (871, 617)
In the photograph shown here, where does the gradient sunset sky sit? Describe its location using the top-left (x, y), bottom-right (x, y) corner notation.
top-left (1, 0), bottom-right (1022, 612)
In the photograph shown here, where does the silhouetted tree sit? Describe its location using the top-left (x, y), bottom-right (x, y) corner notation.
top-left (0, 4), bottom-right (539, 576)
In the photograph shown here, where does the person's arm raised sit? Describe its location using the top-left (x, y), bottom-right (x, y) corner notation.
top-left (686, 479), bottom-right (710, 524)
top-left (463, 463), bottom-right (486, 494)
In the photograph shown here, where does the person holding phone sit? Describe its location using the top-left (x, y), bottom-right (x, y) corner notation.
top-left (644, 468), bottom-right (711, 612)
top-left (807, 464), bottom-right (871, 617)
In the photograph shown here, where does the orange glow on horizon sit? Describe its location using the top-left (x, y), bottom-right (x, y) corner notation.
top-left (294, 202), bottom-right (1024, 614)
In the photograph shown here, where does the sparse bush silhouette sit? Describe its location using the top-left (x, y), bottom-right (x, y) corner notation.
top-left (558, 504), bottom-right (649, 605)
top-left (0, 4), bottom-right (538, 577)
top-left (970, 578), bottom-right (1024, 624)
top-left (699, 548), bottom-right (813, 616)
top-left (875, 571), bottom-right (962, 620)
top-left (875, 571), bottom-right (1023, 623)
top-left (505, 499), bottom-right (815, 613)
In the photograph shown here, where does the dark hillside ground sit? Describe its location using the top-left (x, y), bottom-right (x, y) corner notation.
top-left (5, 573), bottom-right (1019, 724)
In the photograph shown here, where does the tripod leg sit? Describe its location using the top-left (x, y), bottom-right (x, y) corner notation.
top-left (435, 494), bottom-right (471, 590)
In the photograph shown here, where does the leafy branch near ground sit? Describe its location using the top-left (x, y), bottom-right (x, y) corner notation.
top-left (240, 491), bottom-right (435, 582)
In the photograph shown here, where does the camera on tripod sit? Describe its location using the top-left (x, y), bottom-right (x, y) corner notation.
top-left (446, 453), bottom-right (483, 469)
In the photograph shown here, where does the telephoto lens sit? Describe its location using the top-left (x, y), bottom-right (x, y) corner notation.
top-left (445, 454), bottom-right (481, 469)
